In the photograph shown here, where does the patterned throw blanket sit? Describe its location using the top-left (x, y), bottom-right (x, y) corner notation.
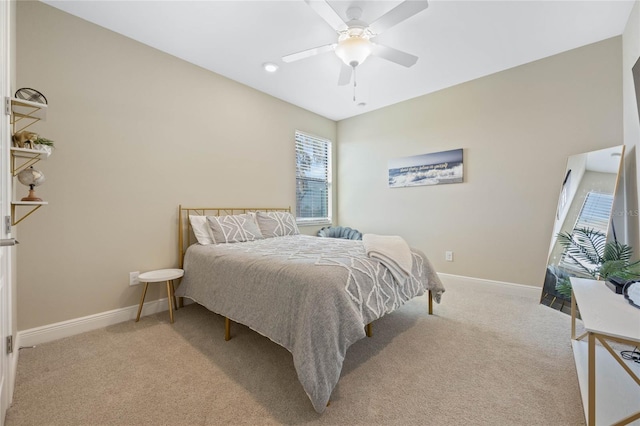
top-left (175, 235), bottom-right (444, 413)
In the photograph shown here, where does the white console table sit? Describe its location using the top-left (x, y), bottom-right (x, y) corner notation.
top-left (570, 278), bottom-right (640, 425)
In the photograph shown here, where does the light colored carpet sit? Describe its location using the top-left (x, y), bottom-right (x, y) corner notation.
top-left (6, 275), bottom-right (586, 425)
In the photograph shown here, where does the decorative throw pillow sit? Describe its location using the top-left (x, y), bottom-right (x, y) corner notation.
top-left (206, 213), bottom-right (263, 244)
top-left (256, 211), bottom-right (300, 238)
top-left (189, 215), bottom-right (214, 245)
top-left (237, 213), bottom-right (263, 241)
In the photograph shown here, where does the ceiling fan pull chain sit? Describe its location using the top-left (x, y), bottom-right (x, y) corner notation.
top-left (353, 66), bottom-right (357, 102)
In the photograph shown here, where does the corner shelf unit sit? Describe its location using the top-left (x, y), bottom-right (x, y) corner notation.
top-left (6, 97), bottom-right (49, 226)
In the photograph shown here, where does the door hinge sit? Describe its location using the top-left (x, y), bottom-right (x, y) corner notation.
top-left (4, 97), bottom-right (11, 116)
top-left (4, 216), bottom-right (10, 234)
top-left (6, 335), bottom-right (12, 354)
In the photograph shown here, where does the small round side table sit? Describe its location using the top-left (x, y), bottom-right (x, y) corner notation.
top-left (135, 268), bottom-right (184, 324)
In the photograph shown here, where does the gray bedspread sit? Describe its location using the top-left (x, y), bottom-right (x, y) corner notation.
top-left (175, 235), bottom-right (444, 413)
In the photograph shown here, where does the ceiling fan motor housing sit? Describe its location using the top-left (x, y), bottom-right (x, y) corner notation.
top-left (345, 6), bottom-right (363, 21)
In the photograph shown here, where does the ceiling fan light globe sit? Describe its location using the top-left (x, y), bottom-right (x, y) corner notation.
top-left (335, 36), bottom-right (372, 67)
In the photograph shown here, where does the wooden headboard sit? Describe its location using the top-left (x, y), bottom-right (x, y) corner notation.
top-left (177, 205), bottom-right (291, 268)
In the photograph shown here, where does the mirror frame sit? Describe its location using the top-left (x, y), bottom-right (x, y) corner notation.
top-left (541, 145), bottom-right (625, 313)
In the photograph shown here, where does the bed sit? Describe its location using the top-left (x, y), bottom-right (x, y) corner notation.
top-left (174, 206), bottom-right (445, 413)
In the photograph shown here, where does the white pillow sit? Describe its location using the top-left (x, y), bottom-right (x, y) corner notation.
top-left (189, 215), bottom-right (214, 245)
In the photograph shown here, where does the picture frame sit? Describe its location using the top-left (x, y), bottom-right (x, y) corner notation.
top-left (388, 148), bottom-right (463, 188)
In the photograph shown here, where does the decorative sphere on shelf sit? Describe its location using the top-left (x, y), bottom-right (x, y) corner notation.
top-left (17, 166), bottom-right (45, 202)
top-left (17, 167), bottom-right (45, 187)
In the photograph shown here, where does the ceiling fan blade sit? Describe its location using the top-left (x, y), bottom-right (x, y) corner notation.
top-left (369, 0), bottom-right (429, 35)
top-left (338, 63), bottom-right (353, 86)
top-left (372, 43), bottom-right (418, 67)
top-left (282, 44), bottom-right (335, 63)
top-left (304, 0), bottom-right (347, 32)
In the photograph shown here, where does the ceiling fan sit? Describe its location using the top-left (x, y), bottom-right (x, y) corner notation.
top-left (282, 0), bottom-right (429, 87)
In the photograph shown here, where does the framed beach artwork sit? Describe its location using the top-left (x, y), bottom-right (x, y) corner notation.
top-left (388, 148), bottom-right (463, 188)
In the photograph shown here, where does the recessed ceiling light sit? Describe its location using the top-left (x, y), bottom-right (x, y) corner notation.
top-left (262, 62), bottom-right (279, 73)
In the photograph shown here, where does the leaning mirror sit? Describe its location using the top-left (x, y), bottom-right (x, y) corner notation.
top-left (541, 145), bottom-right (625, 313)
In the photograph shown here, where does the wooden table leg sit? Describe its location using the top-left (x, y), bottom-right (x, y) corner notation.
top-left (166, 280), bottom-right (174, 324)
top-left (135, 282), bottom-right (149, 322)
top-left (170, 280), bottom-right (178, 311)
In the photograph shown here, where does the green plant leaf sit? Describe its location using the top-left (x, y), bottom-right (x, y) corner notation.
top-left (554, 227), bottom-right (640, 281)
top-left (599, 260), bottom-right (627, 279)
top-left (557, 228), bottom-right (604, 269)
top-left (603, 241), bottom-right (633, 262)
top-left (33, 137), bottom-right (54, 147)
top-left (555, 277), bottom-right (573, 298)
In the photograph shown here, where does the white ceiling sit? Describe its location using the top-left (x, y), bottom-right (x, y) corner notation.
top-left (42, 0), bottom-right (635, 121)
top-left (586, 145), bottom-right (624, 174)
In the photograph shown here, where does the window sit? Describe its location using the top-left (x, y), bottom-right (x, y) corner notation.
top-left (571, 192), bottom-right (614, 233)
top-left (295, 131), bottom-right (331, 224)
top-left (560, 191), bottom-right (614, 274)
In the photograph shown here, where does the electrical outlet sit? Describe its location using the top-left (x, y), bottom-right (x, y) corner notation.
top-left (445, 251), bottom-right (454, 262)
top-left (129, 271), bottom-right (140, 286)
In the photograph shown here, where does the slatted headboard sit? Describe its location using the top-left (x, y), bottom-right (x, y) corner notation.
top-left (177, 205), bottom-right (291, 268)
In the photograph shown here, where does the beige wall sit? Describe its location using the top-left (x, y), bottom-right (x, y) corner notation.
top-left (15, 2), bottom-right (336, 330)
top-left (337, 37), bottom-right (623, 287)
top-left (623, 1), bottom-right (640, 254)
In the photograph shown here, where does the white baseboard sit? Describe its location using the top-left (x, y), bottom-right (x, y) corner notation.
top-left (437, 272), bottom-right (542, 296)
top-left (438, 272), bottom-right (542, 291)
top-left (17, 297), bottom-right (188, 348)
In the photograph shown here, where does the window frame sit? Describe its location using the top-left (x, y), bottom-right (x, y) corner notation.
top-left (295, 130), bottom-right (332, 226)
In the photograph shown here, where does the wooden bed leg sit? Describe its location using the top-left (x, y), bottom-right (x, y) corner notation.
top-left (365, 323), bottom-right (372, 337)
top-left (178, 296), bottom-right (184, 309)
top-left (224, 317), bottom-right (231, 341)
top-left (428, 290), bottom-right (433, 315)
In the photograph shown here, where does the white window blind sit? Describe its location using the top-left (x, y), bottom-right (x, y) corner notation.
top-left (572, 192), bottom-right (614, 233)
top-left (560, 191), bottom-right (614, 274)
top-left (295, 131), bottom-right (331, 223)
